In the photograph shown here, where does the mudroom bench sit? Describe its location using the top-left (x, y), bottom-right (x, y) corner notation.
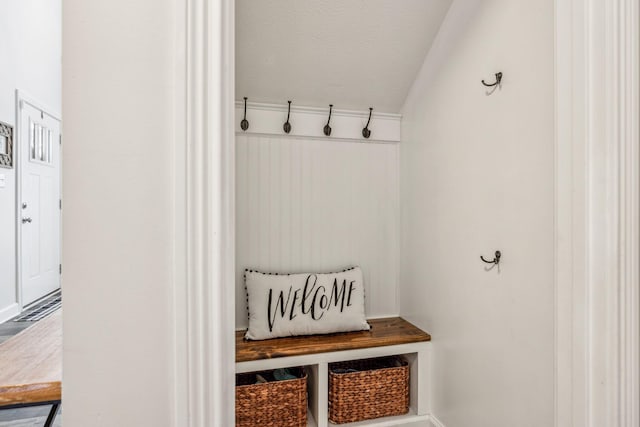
top-left (236, 317), bottom-right (432, 427)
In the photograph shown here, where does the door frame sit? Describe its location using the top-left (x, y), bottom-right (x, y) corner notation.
top-left (171, 0), bottom-right (236, 425)
top-left (15, 89), bottom-right (62, 310)
top-left (174, 0), bottom-right (640, 426)
top-left (555, 0), bottom-right (639, 425)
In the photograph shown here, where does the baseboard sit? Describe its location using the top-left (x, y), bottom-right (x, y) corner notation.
top-left (398, 414), bottom-right (445, 427)
top-left (0, 303), bottom-right (21, 323)
top-left (428, 414), bottom-right (446, 427)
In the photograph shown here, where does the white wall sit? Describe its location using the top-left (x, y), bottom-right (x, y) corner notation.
top-left (235, 0), bottom-right (453, 112)
top-left (0, 0), bottom-right (61, 320)
top-left (63, 0), bottom-right (176, 424)
top-left (236, 134), bottom-right (400, 327)
top-left (400, 1), bottom-right (555, 426)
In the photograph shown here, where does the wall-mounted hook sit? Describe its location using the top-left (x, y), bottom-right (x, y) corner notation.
top-left (362, 107), bottom-right (373, 139)
top-left (240, 97), bottom-right (249, 131)
top-left (480, 250), bottom-right (501, 265)
top-left (283, 100), bottom-right (292, 134)
top-left (481, 72), bottom-right (503, 88)
top-left (323, 104), bottom-right (333, 136)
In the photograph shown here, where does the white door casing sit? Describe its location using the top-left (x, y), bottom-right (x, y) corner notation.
top-left (17, 96), bottom-right (61, 306)
top-left (171, 0), bottom-right (236, 426)
top-left (555, 0), bottom-right (639, 426)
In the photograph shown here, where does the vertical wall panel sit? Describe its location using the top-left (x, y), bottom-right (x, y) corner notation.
top-left (235, 135), bottom-right (399, 328)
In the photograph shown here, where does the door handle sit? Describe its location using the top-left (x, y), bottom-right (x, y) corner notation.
top-left (22, 217), bottom-right (32, 224)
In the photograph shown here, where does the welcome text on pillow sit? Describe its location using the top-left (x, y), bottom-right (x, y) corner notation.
top-left (268, 275), bottom-right (357, 332)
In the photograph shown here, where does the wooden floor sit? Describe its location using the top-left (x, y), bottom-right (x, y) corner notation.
top-left (0, 311), bottom-right (62, 426)
top-left (0, 323), bottom-right (32, 346)
top-left (0, 310), bottom-right (61, 406)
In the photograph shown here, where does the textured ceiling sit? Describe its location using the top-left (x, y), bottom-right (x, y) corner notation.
top-left (236, 0), bottom-right (453, 113)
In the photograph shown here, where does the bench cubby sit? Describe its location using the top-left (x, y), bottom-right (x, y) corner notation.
top-left (236, 317), bottom-right (431, 427)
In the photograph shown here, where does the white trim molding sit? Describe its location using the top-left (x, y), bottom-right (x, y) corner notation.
top-left (235, 101), bottom-right (401, 143)
top-left (427, 414), bottom-right (446, 427)
top-left (15, 90), bottom-right (62, 122)
top-left (598, 0), bottom-right (640, 426)
top-left (173, 0), bottom-right (235, 425)
top-left (555, 0), bottom-right (639, 426)
top-left (0, 303), bottom-right (20, 324)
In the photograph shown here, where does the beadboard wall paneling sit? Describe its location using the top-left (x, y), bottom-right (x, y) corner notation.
top-left (236, 134), bottom-right (399, 328)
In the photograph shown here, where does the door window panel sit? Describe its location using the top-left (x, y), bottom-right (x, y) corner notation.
top-left (29, 119), bottom-right (53, 165)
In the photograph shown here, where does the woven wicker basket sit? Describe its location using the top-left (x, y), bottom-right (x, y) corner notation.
top-left (236, 367), bottom-right (308, 427)
top-left (328, 356), bottom-right (409, 424)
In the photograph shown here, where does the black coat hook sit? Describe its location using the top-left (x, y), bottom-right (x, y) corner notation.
top-left (283, 100), bottom-right (292, 134)
top-left (323, 104), bottom-right (333, 136)
top-left (240, 97), bottom-right (249, 131)
top-left (481, 72), bottom-right (503, 87)
top-left (362, 107), bottom-right (373, 139)
top-left (480, 250), bottom-right (501, 265)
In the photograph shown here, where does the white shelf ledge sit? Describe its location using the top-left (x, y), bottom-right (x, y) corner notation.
top-left (327, 409), bottom-right (429, 427)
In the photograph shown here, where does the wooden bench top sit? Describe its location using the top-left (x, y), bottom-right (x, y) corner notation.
top-left (0, 310), bottom-right (61, 406)
top-left (236, 317), bottom-right (430, 363)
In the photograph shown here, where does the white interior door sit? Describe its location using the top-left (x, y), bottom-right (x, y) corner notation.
top-left (18, 100), bottom-right (61, 306)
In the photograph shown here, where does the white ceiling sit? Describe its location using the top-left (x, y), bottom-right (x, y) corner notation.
top-left (235, 0), bottom-right (453, 113)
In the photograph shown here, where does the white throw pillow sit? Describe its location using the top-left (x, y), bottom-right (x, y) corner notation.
top-left (244, 267), bottom-right (371, 340)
